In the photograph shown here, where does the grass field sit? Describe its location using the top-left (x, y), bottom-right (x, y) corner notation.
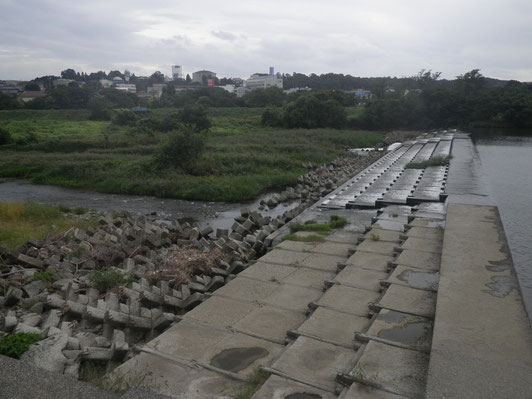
top-left (0, 202), bottom-right (97, 249)
top-left (0, 108), bottom-right (383, 202)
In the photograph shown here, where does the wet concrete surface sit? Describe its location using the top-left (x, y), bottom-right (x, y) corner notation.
top-left (209, 347), bottom-right (269, 373)
top-left (285, 393), bottom-right (323, 399)
top-left (395, 268), bottom-right (439, 291)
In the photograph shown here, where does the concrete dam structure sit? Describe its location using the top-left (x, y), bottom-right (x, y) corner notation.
top-left (1, 132), bottom-right (531, 399)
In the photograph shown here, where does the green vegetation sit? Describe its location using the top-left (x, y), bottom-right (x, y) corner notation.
top-left (0, 108), bottom-right (383, 202)
top-left (80, 363), bottom-right (148, 393)
top-left (370, 233), bottom-right (381, 241)
top-left (91, 268), bottom-right (131, 293)
top-left (282, 233), bottom-right (326, 242)
top-left (33, 270), bottom-right (56, 283)
top-left (0, 332), bottom-right (41, 359)
top-left (405, 156), bottom-right (451, 169)
top-left (289, 215), bottom-right (348, 234)
top-left (233, 368), bottom-right (270, 399)
top-left (0, 202), bottom-right (98, 249)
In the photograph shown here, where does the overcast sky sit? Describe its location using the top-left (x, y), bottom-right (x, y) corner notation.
top-left (1, 0), bottom-right (531, 81)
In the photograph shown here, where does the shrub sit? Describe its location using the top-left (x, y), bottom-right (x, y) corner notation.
top-left (88, 97), bottom-right (111, 121)
top-left (92, 268), bottom-right (130, 293)
top-left (0, 333), bottom-right (41, 359)
top-left (33, 270), bottom-right (55, 283)
top-left (112, 109), bottom-right (138, 126)
top-left (261, 107), bottom-right (281, 127)
top-left (0, 127), bottom-right (12, 145)
top-left (156, 127), bottom-right (206, 170)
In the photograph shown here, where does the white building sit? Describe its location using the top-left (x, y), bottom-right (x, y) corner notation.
top-left (147, 83), bottom-right (167, 98)
top-left (245, 74), bottom-right (283, 90)
top-left (172, 65), bottom-right (183, 80)
top-left (114, 84), bottom-right (137, 93)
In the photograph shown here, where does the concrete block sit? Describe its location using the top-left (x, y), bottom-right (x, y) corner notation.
top-left (270, 336), bottom-right (355, 392)
top-left (334, 266), bottom-right (388, 292)
top-left (376, 284), bottom-right (436, 318)
top-left (252, 374), bottom-right (336, 399)
top-left (393, 249), bottom-right (440, 271)
top-left (316, 285), bottom-right (379, 316)
top-left (350, 340), bottom-right (429, 398)
top-left (297, 307), bottom-right (369, 347)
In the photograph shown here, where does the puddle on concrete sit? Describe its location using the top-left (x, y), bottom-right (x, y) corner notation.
top-left (397, 269), bottom-right (439, 291)
top-left (482, 275), bottom-right (517, 298)
top-left (416, 202), bottom-right (446, 214)
top-left (378, 320), bottom-right (432, 347)
top-left (209, 347), bottom-right (268, 373)
top-left (285, 394), bottom-right (322, 399)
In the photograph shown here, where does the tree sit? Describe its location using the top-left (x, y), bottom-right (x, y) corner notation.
top-left (24, 82), bottom-right (41, 91)
top-left (280, 94), bottom-right (347, 129)
top-left (88, 97), bottom-right (111, 121)
top-left (179, 104), bottom-right (211, 132)
top-left (244, 87), bottom-right (286, 107)
top-left (60, 68), bottom-right (78, 80)
top-left (186, 74), bottom-right (192, 84)
top-left (0, 92), bottom-right (20, 109)
top-left (156, 126), bottom-right (206, 170)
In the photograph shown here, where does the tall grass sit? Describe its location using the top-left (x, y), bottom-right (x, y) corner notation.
top-left (0, 202), bottom-right (97, 249)
top-left (0, 108), bottom-right (384, 202)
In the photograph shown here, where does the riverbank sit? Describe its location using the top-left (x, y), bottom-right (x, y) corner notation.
top-left (0, 108), bottom-right (383, 202)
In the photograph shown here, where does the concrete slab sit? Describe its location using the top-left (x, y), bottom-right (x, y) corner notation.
top-left (334, 266), bottom-right (388, 292)
top-left (364, 228), bottom-right (402, 243)
top-left (408, 218), bottom-right (445, 229)
top-left (350, 340), bottom-right (429, 398)
top-left (183, 296), bottom-right (259, 327)
top-left (404, 226), bottom-right (443, 240)
top-left (426, 204), bottom-right (532, 398)
top-left (112, 352), bottom-right (244, 399)
top-left (259, 249), bottom-right (311, 266)
top-left (252, 375), bottom-right (336, 399)
top-left (282, 268), bottom-right (335, 291)
top-left (276, 240), bottom-right (321, 253)
top-left (393, 249), bottom-right (440, 271)
top-left (146, 319), bottom-right (230, 358)
top-left (239, 261), bottom-right (297, 283)
top-left (365, 309), bottom-right (433, 352)
top-left (372, 220), bottom-right (406, 232)
top-left (309, 241), bottom-right (356, 257)
top-left (297, 307), bottom-right (370, 347)
top-left (271, 336), bottom-right (355, 392)
top-left (264, 283), bottom-right (323, 312)
top-left (325, 230), bottom-right (361, 244)
top-left (345, 252), bottom-right (394, 273)
top-left (212, 277), bottom-right (279, 302)
top-left (204, 331), bottom-right (283, 375)
top-left (316, 285), bottom-right (380, 317)
top-left (376, 284), bottom-right (436, 318)
top-left (299, 253), bottom-right (346, 272)
top-left (399, 237), bottom-right (442, 254)
top-left (233, 305), bottom-right (307, 343)
top-left (385, 265), bottom-right (439, 292)
top-left (378, 205), bottom-right (412, 218)
top-left (355, 240), bottom-right (397, 256)
top-left (413, 202), bottom-right (446, 214)
top-left (342, 382), bottom-right (408, 398)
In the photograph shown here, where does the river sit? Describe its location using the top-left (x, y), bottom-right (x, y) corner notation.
top-left (474, 133), bottom-right (532, 320)
top-left (0, 180), bottom-right (300, 232)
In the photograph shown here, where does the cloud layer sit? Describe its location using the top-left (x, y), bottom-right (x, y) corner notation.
top-left (1, 0), bottom-right (531, 81)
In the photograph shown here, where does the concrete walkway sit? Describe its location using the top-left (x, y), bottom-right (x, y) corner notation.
top-left (425, 204), bottom-right (532, 398)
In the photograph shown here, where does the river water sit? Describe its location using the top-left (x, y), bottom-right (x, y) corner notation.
top-left (0, 180), bottom-right (299, 232)
top-left (474, 134), bottom-right (532, 320)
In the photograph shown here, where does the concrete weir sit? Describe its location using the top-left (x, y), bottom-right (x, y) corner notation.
top-left (109, 132), bottom-right (532, 399)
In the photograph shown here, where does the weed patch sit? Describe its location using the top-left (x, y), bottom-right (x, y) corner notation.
top-left (289, 215), bottom-right (348, 233)
top-left (0, 332), bottom-right (41, 359)
top-left (370, 234), bottom-right (381, 241)
top-left (91, 268), bottom-right (131, 293)
top-left (0, 202), bottom-right (97, 249)
top-left (33, 270), bottom-right (55, 283)
top-left (233, 368), bottom-right (270, 399)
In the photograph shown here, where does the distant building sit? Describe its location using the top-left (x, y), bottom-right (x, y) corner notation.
top-left (124, 70), bottom-right (131, 82)
top-left (53, 79), bottom-right (75, 87)
top-left (192, 70), bottom-right (216, 84)
top-left (100, 79), bottom-right (113, 89)
top-left (114, 83), bottom-right (137, 93)
top-left (245, 73), bottom-right (283, 90)
top-left (284, 87), bottom-right (311, 95)
top-left (147, 83), bottom-right (166, 98)
top-left (19, 91), bottom-right (47, 103)
top-left (348, 89), bottom-right (371, 99)
top-left (0, 82), bottom-right (20, 97)
top-left (172, 65), bottom-right (183, 80)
